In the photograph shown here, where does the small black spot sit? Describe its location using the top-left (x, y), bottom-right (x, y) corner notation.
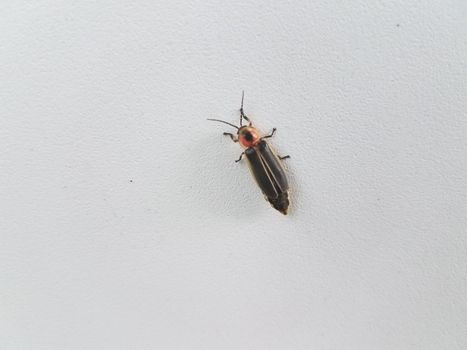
top-left (129, 180), bottom-right (133, 183)
top-left (244, 132), bottom-right (253, 141)
top-left (396, 23), bottom-right (400, 27)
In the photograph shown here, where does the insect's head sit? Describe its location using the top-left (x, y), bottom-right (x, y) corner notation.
top-left (207, 92), bottom-right (260, 147)
top-left (206, 118), bottom-right (261, 148)
top-left (237, 125), bottom-right (260, 148)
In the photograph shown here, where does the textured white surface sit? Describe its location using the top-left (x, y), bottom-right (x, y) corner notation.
top-left (1, 1), bottom-right (467, 349)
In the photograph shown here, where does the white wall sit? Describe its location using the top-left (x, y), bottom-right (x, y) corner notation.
top-left (1, 1), bottom-right (466, 349)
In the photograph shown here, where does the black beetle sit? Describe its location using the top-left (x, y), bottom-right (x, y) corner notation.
top-left (208, 93), bottom-right (290, 214)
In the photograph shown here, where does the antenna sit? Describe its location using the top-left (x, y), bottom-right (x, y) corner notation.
top-left (207, 118), bottom-right (239, 130)
top-left (240, 90), bottom-right (245, 126)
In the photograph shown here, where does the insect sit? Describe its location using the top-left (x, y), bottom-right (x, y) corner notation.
top-left (208, 93), bottom-right (291, 215)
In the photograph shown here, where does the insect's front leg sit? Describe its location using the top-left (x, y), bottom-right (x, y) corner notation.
top-left (262, 128), bottom-right (276, 139)
top-left (223, 132), bottom-right (238, 142)
top-left (241, 113), bottom-right (252, 126)
top-left (235, 152), bottom-right (245, 163)
top-left (239, 92), bottom-right (252, 126)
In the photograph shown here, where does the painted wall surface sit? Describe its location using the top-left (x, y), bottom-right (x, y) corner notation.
top-left (1, 1), bottom-right (466, 349)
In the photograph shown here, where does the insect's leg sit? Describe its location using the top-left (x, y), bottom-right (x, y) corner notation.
top-left (240, 108), bottom-right (252, 126)
top-left (262, 128), bottom-right (277, 139)
top-left (235, 152), bottom-right (245, 163)
top-left (223, 132), bottom-right (238, 142)
top-left (242, 110), bottom-right (251, 126)
top-left (239, 91), bottom-right (252, 126)
top-left (279, 155), bottom-right (290, 160)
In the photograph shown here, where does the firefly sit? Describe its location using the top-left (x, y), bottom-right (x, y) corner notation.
top-left (208, 93), bottom-right (291, 214)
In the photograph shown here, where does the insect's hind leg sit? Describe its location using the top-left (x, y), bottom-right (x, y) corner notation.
top-left (223, 132), bottom-right (238, 142)
top-left (279, 155), bottom-right (290, 160)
